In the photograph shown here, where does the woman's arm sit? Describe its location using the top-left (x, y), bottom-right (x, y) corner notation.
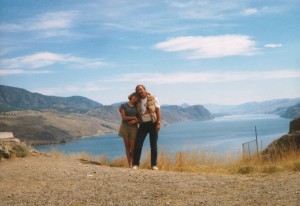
top-left (120, 108), bottom-right (138, 121)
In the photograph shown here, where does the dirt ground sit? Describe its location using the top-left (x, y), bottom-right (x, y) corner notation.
top-left (0, 155), bottom-right (299, 206)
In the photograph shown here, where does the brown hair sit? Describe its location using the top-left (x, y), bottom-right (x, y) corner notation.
top-left (135, 84), bottom-right (146, 92)
top-left (128, 92), bottom-right (138, 100)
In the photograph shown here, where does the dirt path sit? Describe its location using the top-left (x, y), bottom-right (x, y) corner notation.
top-left (1, 156), bottom-right (299, 206)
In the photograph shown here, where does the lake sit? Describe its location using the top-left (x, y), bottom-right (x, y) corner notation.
top-left (34, 114), bottom-right (291, 159)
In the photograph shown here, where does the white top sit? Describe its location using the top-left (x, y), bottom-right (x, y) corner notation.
top-left (140, 96), bottom-right (160, 114)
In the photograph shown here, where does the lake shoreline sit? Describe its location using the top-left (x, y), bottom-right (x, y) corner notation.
top-left (34, 114), bottom-right (290, 159)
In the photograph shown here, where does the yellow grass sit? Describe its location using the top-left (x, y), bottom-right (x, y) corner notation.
top-left (48, 140), bottom-right (300, 175)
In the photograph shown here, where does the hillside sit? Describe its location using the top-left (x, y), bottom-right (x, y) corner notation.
top-left (161, 105), bottom-right (214, 123)
top-left (280, 103), bottom-right (300, 119)
top-left (0, 85), bottom-right (214, 144)
top-left (0, 85), bottom-right (102, 112)
top-left (0, 110), bottom-right (119, 145)
top-left (262, 118), bottom-right (300, 159)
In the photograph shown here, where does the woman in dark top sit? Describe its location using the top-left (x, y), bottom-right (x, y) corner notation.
top-left (118, 92), bottom-right (139, 167)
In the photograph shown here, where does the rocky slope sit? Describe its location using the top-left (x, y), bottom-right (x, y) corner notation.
top-left (262, 118), bottom-right (300, 159)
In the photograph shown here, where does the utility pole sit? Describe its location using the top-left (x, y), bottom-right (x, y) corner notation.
top-left (255, 126), bottom-right (259, 153)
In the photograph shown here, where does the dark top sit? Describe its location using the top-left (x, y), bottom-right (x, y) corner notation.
top-left (120, 103), bottom-right (138, 125)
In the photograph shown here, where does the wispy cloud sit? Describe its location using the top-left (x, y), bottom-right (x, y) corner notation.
top-left (0, 11), bottom-right (78, 37)
top-left (242, 8), bottom-right (258, 16)
top-left (0, 52), bottom-right (108, 71)
top-left (33, 83), bottom-right (107, 96)
top-left (0, 23), bottom-right (24, 32)
top-left (168, 0), bottom-right (242, 20)
top-left (264, 44), bottom-right (283, 48)
top-left (80, 1), bottom-right (247, 34)
top-left (30, 11), bottom-right (78, 30)
top-left (0, 69), bottom-right (52, 76)
top-left (102, 70), bottom-right (300, 84)
top-left (167, 0), bottom-right (296, 19)
top-left (154, 35), bottom-right (258, 59)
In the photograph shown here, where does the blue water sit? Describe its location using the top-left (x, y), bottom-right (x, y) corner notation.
top-left (34, 114), bottom-right (291, 159)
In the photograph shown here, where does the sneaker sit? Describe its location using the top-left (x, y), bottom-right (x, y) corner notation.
top-left (132, 165), bottom-right (139, 170)
top-left (152, 166), bottom-right (159, 170)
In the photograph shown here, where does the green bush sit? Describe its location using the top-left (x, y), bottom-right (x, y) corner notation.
top-left (12, 144), bottom-right (29, 157)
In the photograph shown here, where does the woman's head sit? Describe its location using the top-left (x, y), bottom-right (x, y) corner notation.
top-left (128, 92), bottom-right (139, 103)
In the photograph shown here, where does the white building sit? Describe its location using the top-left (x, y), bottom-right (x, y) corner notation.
top-left (0, 132), bottom-right (14, 139)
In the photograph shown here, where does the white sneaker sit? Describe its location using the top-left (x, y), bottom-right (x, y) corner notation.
top-left (132, 165), bottom-right (139, 170)
top-left (152, 166), bottom-right (159, 170)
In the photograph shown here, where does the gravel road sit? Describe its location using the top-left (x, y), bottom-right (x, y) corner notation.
top-left (1, 156), bottom-right (299, 206)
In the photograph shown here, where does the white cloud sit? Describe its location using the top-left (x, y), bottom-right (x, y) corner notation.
top-left (167, 1), bottom-right (295, 20)
top-left (154, 35), bottom-right (258, 59)
top-left (33, 83), bottom-right (107, 96)
top-left (0, 11), bottom-right (78, 37)
top-left (0, 52), bottom-right (108, 70)
top-left (264, 44), bottom-right (283, 48)
top-left (243, 8), bottom-right (258, 16)
top-left (30, 11), bottom-right (78, 30)
top-left (168, 0), bottom-right (241, 20)
top-left (82, 1), bottom-right (241, 34)
top-left (0, 23), bottom-right (24, 32)
top-left (0, 69), bottom-right (52, 76)
top-left (103, 70), bottom-right (300, 84)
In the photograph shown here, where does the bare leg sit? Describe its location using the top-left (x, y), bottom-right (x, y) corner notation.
top-left (122, 137), bottom-right (131, 167)
top-left (129, 138), bottom-right (136, 167)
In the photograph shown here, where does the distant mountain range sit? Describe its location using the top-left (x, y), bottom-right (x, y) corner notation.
top-left (0, 85), bottom-right (213, 144)
top-left (204, 98), bottom-right (300, 118)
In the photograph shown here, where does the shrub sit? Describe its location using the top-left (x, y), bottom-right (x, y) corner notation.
top-left (293, 162), bottom-right (300, 171)
top-left (238, 166), bottom-right (254, 174)
top-left (12, 144), bottom-right (29, 157)
top-left (262, 165), bottom-right (280, 174)
top-left (110, 157), bottom-right (128, 167)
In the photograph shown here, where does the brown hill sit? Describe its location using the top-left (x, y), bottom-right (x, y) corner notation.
top-left (0, 110), bottom-right (119, 145)
top-left (262, 118), bottom-right (300, 159)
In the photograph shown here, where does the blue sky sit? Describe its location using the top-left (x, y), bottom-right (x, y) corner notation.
top-left (0, 0), bottom-right (299, 105)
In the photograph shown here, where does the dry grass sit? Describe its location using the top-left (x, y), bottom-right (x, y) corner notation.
top-left (156, 149), bottom-right (300, 174)
top-left (56, 143), bottom-right (300, 175)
